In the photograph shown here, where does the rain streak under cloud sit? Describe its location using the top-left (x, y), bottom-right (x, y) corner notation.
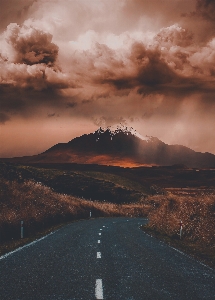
top-left (1, 0), bottom-right (215, 157)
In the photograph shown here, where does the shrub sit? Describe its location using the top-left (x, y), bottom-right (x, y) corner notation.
top-left (147, 194), bottom-right (215, 246)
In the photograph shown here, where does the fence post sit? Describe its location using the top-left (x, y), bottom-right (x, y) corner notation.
top-left (179, 220), bottom-right (183, 239)
top-left (21, 221), bottom-right (24, 239)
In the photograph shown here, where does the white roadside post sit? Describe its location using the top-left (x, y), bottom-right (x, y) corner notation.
top-left (179, 220), bottom-right (183, 239)
top-left (90, 210), bottom-right (92, 218)
top-left (21, 221), bottom-right (24, 239)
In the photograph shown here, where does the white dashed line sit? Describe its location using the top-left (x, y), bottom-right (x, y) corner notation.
top-left (95, 279), bottom-right (103, 299)
top-left (98, 240), bottom-right (100, 243)
top-left (99, 233), bottom-right (101, 235)
top-left (100, 229), bottom-right (102, 230)
top-left (103, 226), bottom-right (105, 228)
top-left (97, 252), bottom-right (101, 258)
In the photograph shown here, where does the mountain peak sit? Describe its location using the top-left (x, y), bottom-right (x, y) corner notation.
top-left (95, 123), bottom-right (151, 142)
top-left (5, 123), bottom-right (215, 168)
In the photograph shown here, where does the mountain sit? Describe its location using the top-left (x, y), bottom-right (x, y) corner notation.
top-left (2, 124), bottom-right (215, 168)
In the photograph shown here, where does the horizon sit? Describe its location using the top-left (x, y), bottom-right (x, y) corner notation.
top-left (1, 0), bottom-right (215, 157)
top-left (3, 124), bottom-right (215, 161)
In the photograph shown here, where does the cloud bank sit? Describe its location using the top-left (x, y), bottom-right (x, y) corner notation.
top-left (1, 0), bottom-right (215, 156)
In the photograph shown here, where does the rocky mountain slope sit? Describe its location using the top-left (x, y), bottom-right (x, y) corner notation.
top-left (2, 124), bottom-right (215, 168)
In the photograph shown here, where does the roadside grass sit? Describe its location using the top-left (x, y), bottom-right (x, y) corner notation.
top-left (10, 164), bottom-right (148, 204)
top-left (1, 162), bottom-right (215, 268)
top-left (141, 193), bottom-right (215, 268)
top-left (0, 179), bottom-right (109, 244)
top-left (0, 168), bottom-right (149, 255)
top-left (141, 226), bottom-right (215, 269)
top-left (0, 221), bottom-right (71, 257)
top-left (74, 171), bottom-right (149, 194)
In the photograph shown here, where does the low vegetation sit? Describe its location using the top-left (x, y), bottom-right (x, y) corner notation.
top-left (0, 162), bottom-right (150, 255)
top-left (142, 192), bottom-right (215, 268)
top-left (4, 164), bottom-right (149, 204)
top-left (1, 162), bottom-right (214, 268)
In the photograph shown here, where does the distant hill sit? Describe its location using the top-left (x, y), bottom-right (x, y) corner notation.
top-left (2, 124), bottom-right (215, 168)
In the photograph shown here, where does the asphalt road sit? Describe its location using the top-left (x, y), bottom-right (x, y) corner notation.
top-left (0, 217), bottom-right (215, 300)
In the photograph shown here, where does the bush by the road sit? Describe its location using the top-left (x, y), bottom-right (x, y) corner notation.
top-left (0, 177), bottom-right (149, 246)
top-left (147, 194), bottom-right (215, 246)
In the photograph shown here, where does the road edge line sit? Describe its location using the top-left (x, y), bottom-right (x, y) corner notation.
top-left (0, 231), bottom-right (56, 261)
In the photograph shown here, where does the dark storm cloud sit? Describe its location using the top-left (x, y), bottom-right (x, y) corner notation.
top-left (0, 84), bottom-right (69, 119)
top-left (0, 1), bottom-right (215, 123)
top-left (0, 23), bottom-right (72, 95)
top-left (2, 0), bottom-right (215, 157)
top-left (99, 42), bottom-right (179, 92)
top-left (87, 29), bottom-right (215, 98)
top-left (195, 0), bottom-right (215, 22)
top-left (47, 113), bottom-right (56, 118)
top-left (0, 112), bottom-right (10, 124)
top-left (130, 42), bottom-right (178, 87)
top-left (5, 23), bottom-right (58, 65)
top-left (66, 102), bottom-right (78, 108)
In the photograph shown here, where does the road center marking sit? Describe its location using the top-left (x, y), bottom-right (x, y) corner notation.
top-left (100, 229), bottom-right (102, 230)
top-left (95, 279), bottom-right (103, 299)
top-left (98, 240), bottom-right (100, 243)
top-left (99, 233), bottom-right (101, 235)
top-left (103, 226), bottom-right (105, 228)
top-left (97, 252), bottom-right (101, 258)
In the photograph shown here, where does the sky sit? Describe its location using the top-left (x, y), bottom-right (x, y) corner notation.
top-left (1, 0), bottom-right (215, 157)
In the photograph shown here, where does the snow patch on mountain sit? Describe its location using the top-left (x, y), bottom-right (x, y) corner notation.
top-left (95, 123), bottom-right (152, 142)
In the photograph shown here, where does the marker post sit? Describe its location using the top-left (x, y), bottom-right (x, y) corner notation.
top-left (21, 221), bottom-right (24, 239)
top-left (179, 220), bottom-right (183, 239)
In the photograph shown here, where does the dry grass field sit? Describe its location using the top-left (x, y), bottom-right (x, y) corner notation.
top-left (1, 162), bottom-right (214, 267)
top-left (0, 162), bottom-right (150, 255)
top-left (143, 189), bottom-right (215, 268)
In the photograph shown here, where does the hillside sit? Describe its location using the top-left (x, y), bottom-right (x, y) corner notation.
top-left (2, 124), bottom-right (215, 168)
top-left (1, 162), bottom-right (215, 267)
top-left (0, 162), bottom-right (151, 255)
top-left (0, 162), bottom-right (150, 204)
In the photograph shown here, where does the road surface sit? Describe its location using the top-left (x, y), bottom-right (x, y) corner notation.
top-left (0, 217), bottom-right (215, 299)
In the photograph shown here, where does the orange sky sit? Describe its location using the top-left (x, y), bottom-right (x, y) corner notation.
top-left (1, 0), bottom-right (215, 157)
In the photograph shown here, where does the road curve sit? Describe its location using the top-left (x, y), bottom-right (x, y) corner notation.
top-left (0, 217), bottom-right (215, 300)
